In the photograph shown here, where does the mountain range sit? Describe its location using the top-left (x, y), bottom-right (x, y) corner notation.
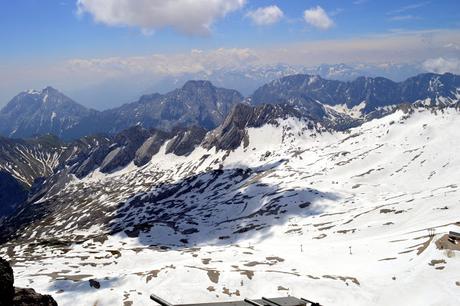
top-left (0, 81), bottom-right (243, 140)
top-left (0, 72), bottom-right (459, 305)
top-left (59, 62), bottom-right (426, 109)
top-left (250, 73), bottom-right (460, 114)
top-left (0, 72), bottom-right (459, 217)
top-left (1, 73), bottom-right (459, 141)
top-left (0, 100), bottom-right (459, 306)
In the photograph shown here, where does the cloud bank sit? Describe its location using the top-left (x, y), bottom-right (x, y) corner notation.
top-left (76, 0), bottom-right (246, 35)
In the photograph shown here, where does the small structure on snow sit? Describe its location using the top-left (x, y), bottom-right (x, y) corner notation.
top-left (150, 294), bottom-right (321, 306)
top-left (448, 231), bottom-right (460, 243)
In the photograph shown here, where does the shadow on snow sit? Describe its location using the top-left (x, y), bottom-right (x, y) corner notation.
top-left (109, 159), bottom-right (340, 248)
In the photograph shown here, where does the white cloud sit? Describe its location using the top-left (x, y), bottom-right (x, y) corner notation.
top-left (76, 0), bottom-right (246, 35)
top-left (422, 57), bottom-right (460, 74)
top-left (304, 6), bottom-right (334, 30)
top-left (388, 1), bottom-right (429, 15)
top-left (246, 5), bottom-right (284, 26)
top-left (388, 15), bottom-right (420, 21)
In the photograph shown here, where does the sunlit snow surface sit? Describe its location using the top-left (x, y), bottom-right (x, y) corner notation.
top-left (2, 108), bottom-right (460, 306)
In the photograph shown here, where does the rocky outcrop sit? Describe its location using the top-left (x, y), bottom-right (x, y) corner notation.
top-left (99, 126), bottom-right (151, 173)
top-left (88, 279), bottom-right (101, 289)
top-left (202, 101), bottom-right (363, 151)
top-left (165, 126), bottom-right (207, 156)
top-left (134, 129), bottom-right (170, 166)
top-left (13, 288), bottom-right (58, 306)
top-left (203, 103), bottom-right (303, 151)
top-left (0, 257), bottom-right (57, 306)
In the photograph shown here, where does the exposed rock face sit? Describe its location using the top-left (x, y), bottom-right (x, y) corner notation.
top-left (134, 129), bottom-right (170, 166)
top-left (165, 126), bottom-right (207, 156)
top-left (64, 135), bottom-right (113, 179)
top-left (99, 126), bottom-right (152, 173)
top-left (203, 103), bottom-right (254, 151)
top-left (0, 123), bottom-right (212, 223)
top-left (203, 100), bottom-right (365, 152)
top-left (203, 103), bottom-right (320, 151)
top-left (0, 257), bottom-right (57, 306)
top-left (0, 133), bottom-right (120, 219)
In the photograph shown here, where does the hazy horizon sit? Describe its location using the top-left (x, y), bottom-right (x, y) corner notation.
top-left (1, 0), bottom-right (459, 109)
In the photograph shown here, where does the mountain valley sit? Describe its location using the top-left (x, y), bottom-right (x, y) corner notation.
top-left (0, 73), bottom-right (459, 306)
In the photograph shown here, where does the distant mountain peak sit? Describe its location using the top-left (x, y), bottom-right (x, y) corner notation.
top-left (22, 86), bottom-right (59, 96)
top-left (0, 87), bottom-right (94, 139)
top-left (42, 86), bottom-right (60, 94)
top-left (181, 80), bottom-right (215, 91)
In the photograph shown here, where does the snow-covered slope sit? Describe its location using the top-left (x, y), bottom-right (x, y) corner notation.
top-left (1, 107), bottom-right (459, 306)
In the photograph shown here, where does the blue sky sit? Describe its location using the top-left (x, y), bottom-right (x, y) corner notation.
top-left (1, 0), bottom-right (459, 60)
top-left (0, 0), bottom-right (459, 107)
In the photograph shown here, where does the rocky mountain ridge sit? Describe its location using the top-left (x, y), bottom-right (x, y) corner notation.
top-left (1, 73), bottom-right (459, 141)
top-left (0, 81), bottom-right (243, 140)
top-left (1, 85), bottom-right (458, 221)
top-left (251, 72), bottom-right (460, 115)
top-left (0, 87), bottom-right (97, 140)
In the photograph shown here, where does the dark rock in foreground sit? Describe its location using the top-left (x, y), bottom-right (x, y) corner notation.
top-left (0, 257), bottom-right (57, 306)
top-left (0, 257), bottom-right (14, 306)
top-left (13, 288), bottom-right (57, 306)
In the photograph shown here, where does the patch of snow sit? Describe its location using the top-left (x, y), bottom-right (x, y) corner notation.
top-left (326, 101), bottom-right (367, 118)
